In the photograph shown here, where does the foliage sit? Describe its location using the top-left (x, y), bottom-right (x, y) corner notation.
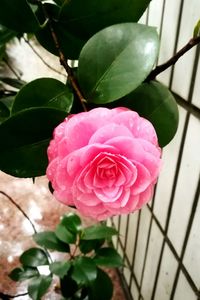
top-left (9, 213), bottom-right (122, 300)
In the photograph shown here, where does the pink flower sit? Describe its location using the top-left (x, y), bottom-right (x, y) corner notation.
top-left (47, 107), bottom-right (161, 221)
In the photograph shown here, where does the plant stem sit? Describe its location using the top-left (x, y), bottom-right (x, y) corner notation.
top-left (37, 0), bottom-right (87, 112)
top-left (146, 36), bottom-right (200, 81)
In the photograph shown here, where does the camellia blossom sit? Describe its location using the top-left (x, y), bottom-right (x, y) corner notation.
top-left (47, 107), bottom-right (161, 220)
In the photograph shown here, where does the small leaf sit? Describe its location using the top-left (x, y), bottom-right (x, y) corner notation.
top-left (0, 107), bottom-right (66, 177)
top-left (33, 231), bottom-right (70, 252)
top-left (9, 267), bottom-right (39, 282)
top-left (0, 0), bottom-right (40, 32)
top-left (78, 23), bottom-right (159, 103)
top-left (193, 19), bottom-right (200, 38)
top-left (88, 268), bottom-right (113, 300)
top-left (94, 247), bottom-right (123, 268)
top-left (60, 274), bottom-right (78, 298)
top-left (49, 261), bottom-right (71, 278)
top-left (82, 225), bottom-right (118, 240)
top-left (79, 239), bottom-right (105, 254)
top-left (28, 275), bottom-right (52, 300)
top-left (120, 81), bottom-right (179, 147)
top-left (55, 222), bottom-right (77, 244)
top-left (12, 78), bottom-right (73, 114)
top-left (0, 25), bottom-right (17, 45)
top-left (72, 257), bottom-right (97, 285)
top-left (60, 213), bottom-right (82, 234)
top-left (20, 248), bottom-right (49, 267)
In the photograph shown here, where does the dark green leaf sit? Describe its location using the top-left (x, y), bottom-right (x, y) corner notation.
top-left (82, 225), bottom-right (118, 240)
top-left (55, 223), bottom-right (77, 244)
top-left (88, 268), bottom-right (113, 300)
top-left (79, 239), bottom-right (105, 254)
top-left (78, 23), bottom-right (159, 103)
top-left (59, 0), bottom-right (151, 39)
top-left (60, 274), bottom-right (78, 298)
top-left (49, 261), bottom-right (71, 278)
top-left (20, 248), bottom-right (49, 267)
top-left (0, 0), bottom-right (40, 32)
top-left (0, 77), bottom-right (26, 90)
top-left (28, 275), bottom-right (52, 300)
top-left (72, 257), bottom-right (97, 285)
top-left (12, 78), bottom-right (73, 114)
top-left (33, 231), bottom-right (70, 252)
top-left (120, 81), bottom-right (179, 147)
top-left (0, 45), bottom-right (5, 60)
top-left (60, 213), bottom-right (82, 234)
top-left (0, 96), bottom-right (15, 111)
top-left (0, 25), bottom-right (17, 45)
top-left (94, 247), bottom-right (123, 267)
top-left (0, 101), bottom-right (10, 122)
top-left (35, 4), bottom-right (86, 59)
top-left (0, 107), bottom-right (66, 177)
top-left (9, 267), bottom-right (39, 281)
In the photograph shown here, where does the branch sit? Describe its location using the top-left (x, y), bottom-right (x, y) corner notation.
top-left (0, 190), bottom-right (37, 234)
top-left (23, 37), bottom-right (67, 78)
top-left (146, 35), bottom-right (200, 82)
top-left (37, 0), bottom-right (87, 112)
top-left (0, 292), bottom-right (28, 299)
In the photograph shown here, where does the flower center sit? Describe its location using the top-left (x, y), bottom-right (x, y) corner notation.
top-left (97, 157), bottom-right (118, 179)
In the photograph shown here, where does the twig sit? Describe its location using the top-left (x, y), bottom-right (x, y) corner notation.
top-left (36, 0), bottom-right (87, 112)
top-left (3, 59), bottom-right (21, 80)
top-left (146, 36), bottom-right (200, 81)
top-left (23, 37), bottom-right (67, 78)
top-left (0, 190), bottom-right (37, 234)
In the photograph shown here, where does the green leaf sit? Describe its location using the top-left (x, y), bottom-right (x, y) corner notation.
top-left (120, 81), bottom-right (179, 147)
top-left (72, 257), bottom-right (97, 285)
top-left (49, 261), bottom-right (71, 278)
top-left (193, 19), bottom-right (200, 38)
top-left (35, 3), bottom-right (86, 59)
top-left (60, 213), bottom-right (82, 234)
top-left (0, 107), bottom-right (66, 177)
top-left (0, 77), bottom-right (26, 90)
top-left (78, 23), bottom-right (159, 104)
top-left (59, 0), bottom-right (151, 39)
top-left (0, 25), bottom-right (17, 45)
top-left (60, 274), bottom-right (78, 298)
top-left (55, 222), bottom-right (77, 244)
top-left (88, 268), bottom-right (113, 300)
top-left (0, 0), bottom-right (40, 32)
top-left (28, 275), bottom-right (52, 300)
top-left (0, 96), bottom-right (15, 111)
top-left (12, 78), bottom-right (73, 114)
top-left (94, 247), bottom-right (123, 268)
top-left (79, 239), bottom-right (105, 254)
top-left (82, 225), bottom-right (118, 240)
top-left (33, 231), bottom-right (70, 252)
top-left (20, 248), bottom-right (49, 267)
top-left (9, 267), bottom-right (39, 282)
top-left (0, 101), bottom-right (10, 123)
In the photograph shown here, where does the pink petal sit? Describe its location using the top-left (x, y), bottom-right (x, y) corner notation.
top-left (131, 161), bottom-right (151, 195)
top-left (135, 185), bottom-right (153, 210)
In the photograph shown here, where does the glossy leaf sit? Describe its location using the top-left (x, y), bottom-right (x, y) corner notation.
top-left (33, 231), bottom-right (70, 252)
top-left (59, 0), bottom-right (151, 39)
top-left (9, 267), bottom-right (39, 282)
top-left (12, 78), bottom-right (73, 114)
top-left (20, 248), bottom-right (49, 267)
top-left (72, 257), bottom-right (97, 285)
top-left (120, 81), bottom-right (179, 147)
top-left (82, 225), bottom-right (118, 240)
top-left (0, 25), bottom-right (17, 45)
top-left (94, 247), bottom-right (123, 267)
top-left (78, 23), bottom-right (159, 103)
top-left (28, 275), bottom-right (52, 300)
top-left (0, 107), bottom-right (66, 177)
top-left (0, 101), bottom-right (10, 123)
top-left (55, 221), bottom-right (77, 244)
top-left (88, 268), bottom-right (113, 300)
top-left (79, 239), bottom-right (105, 254)
top-left (35, 4), bottom-right (86, 59)
top-left (49, 261), bottom-right (71, 278)
top-left (59, 213), bottom-right (82, 234)
top-left (0, 0), bottom-right (40, 32)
